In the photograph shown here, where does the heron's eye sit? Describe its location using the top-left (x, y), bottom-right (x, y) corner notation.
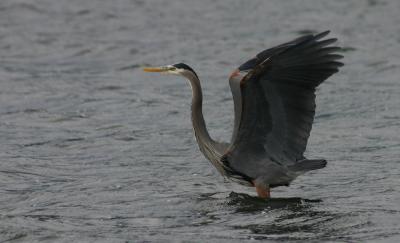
top-left (170, 67), bottom-right (177, 71)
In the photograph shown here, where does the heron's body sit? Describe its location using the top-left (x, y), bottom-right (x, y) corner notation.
top-left (144, 31), bottom-right (343, 198)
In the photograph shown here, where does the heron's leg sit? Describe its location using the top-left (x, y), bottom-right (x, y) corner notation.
top-left (252, 180), bottom-right (270, 199)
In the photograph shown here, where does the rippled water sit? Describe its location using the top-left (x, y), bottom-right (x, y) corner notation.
top-left (1, 0), bottom-right (400, 242)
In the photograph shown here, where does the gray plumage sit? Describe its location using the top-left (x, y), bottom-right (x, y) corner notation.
top-left (222, 31), bottom-right (343, 187)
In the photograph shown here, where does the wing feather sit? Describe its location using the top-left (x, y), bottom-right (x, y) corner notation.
top-left (224, 31), bottom-right (343, 180)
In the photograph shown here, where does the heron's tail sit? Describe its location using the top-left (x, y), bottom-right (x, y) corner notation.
top-left (289, 159), bottom-right (327, 172)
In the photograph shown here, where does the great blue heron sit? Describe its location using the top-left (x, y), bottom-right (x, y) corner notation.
top-left (143, 31), bottom-right (343, 199)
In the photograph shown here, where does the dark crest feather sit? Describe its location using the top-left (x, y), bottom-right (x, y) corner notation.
top-left (173, 63), bottom-right (198, 78)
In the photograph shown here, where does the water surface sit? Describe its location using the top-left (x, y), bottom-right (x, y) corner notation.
top-left (1, 0), bottom-right (400, 242)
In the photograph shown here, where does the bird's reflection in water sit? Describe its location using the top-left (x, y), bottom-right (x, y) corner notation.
top-left (227, 192), bottom-right (322, 212)
top-left (225, 192), bottom-right (342, 240)
top-left (194, 191), bottom-right (352, 241)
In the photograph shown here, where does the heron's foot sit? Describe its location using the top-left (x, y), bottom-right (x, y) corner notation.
top-left (254, 183), bottom-right (270, 199)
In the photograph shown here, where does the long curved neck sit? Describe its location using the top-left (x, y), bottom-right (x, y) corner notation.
top-left (183, 72), bottom-right (215, 149)
top-left (182, 71), bottom-right (227, 176)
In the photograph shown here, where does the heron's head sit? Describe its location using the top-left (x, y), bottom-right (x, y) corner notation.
top-left (143, 63), bottom-right (198, 79)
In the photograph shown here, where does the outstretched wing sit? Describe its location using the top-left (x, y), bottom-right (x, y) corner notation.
top-left (224, 31), bottom-right (343, 179)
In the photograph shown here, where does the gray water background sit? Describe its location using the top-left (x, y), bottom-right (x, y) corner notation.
top-left (1, 0), bottom-right (400, 242)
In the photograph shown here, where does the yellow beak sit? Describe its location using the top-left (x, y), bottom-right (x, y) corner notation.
top-left (143, 66), bottom-right (170, 72)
